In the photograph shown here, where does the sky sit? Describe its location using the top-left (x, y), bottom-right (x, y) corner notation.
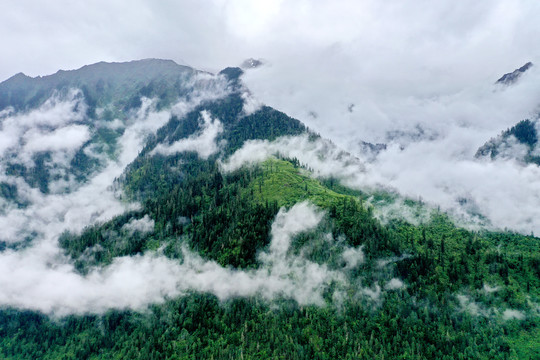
top-left (2, 0), bottom-right (539, 82)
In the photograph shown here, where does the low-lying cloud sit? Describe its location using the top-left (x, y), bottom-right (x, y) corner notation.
top-left (122, 214), bottom-right (155, 235)
top-left (0, 200), bottom-right (401, 315)
top-left (0, 80), bottom-right (239, 315)
top-left (219, 134), bottom-right (366, 181)
top-left (151, 110), bottom-right (224, 159)
top-left (457, 294), bottom-right (528, 321)
top-left (0, 89), bottom-right (88, 168)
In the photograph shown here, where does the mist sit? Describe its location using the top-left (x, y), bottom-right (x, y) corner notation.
top-left (0, 0), bottom-right (538, 320)
top-left (0, 199), bottom-right (399, 316)
top-left (0, 77), bottom-right (236, 315)
top-left (151, 110), bottom-right (224, 159)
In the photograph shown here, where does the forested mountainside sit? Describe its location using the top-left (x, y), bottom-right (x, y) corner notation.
top-left (0, 60), bottom-right (538, 359)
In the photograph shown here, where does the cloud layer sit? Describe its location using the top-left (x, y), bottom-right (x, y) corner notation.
top-left (0, 201), bottom-right (383, 315)
top-left (220, 130), bottom-right (540, 234)
top-left (0, 82), bottom-right (238, 315)
top-left (151, 110), bottom-right (224, 159)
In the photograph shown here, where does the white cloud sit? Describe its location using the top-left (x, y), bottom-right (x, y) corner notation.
top-left (122, 215), bottom-right (155, 234)
top-left (0, 89), bottom-right (86, 160)
top-left (457, 294), bottom-right (483, 316)
top-left (1, 0), bottom-right (539, 316)
top-left (151, 110), bottom-right (224, 159)
top-left (0, 97), bottom-right (170, 244)
top-left (384, 278), bottom-right (404, 290)
top-left (341, 246), bottom-right (364, 269)
top-left (0, 89), bottom-right (237, 315)
top-left (221, 131), bottom-right (540, 234)
top-left (241, 91), bottom-right (263, 116)
top-left (502, 309), bottom-right (525, 320)
top-left (219, 134), bottom-right (367, 183)
top-left (21, 124), bottom-right (91, 162)
top-left (483, 283), bottom-right (500, 293)
top-left (0, 201), bottom-right (386, 315)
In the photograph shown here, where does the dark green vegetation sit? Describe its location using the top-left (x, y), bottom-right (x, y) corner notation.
top-left (0, 63), bottom-right (538, 359)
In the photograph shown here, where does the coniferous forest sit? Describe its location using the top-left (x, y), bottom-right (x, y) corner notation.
top-left (0, 61), bottom-right (538, 359)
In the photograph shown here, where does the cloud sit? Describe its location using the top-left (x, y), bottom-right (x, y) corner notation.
top-left (457, 293), bottom-right (529, 321)
top-left (483, 283), bottom-right (500, 293)
top-left (384, 278), bottom-right (404, 290)
top-left (457, 294), bottom-right (484, 317)
top-left (366, 142), bottom-right (540, 233)
top-left (219, 134), bottom-right (367, 183)
top-left (21, 125), bottom-right (91, 164)
top-left (221, 131), bottom-right (540, 234)
top-left (0, 89), bottom-right (86, 160)
top-left (502, 309), bottom-right (525, 320)
top-left (341, 246), bottom-right (365, 269)
top-left (0, 97), bottom-right (171, 244)
top-left (122, 215), bottom-right (155, 234)
top-left (0, 90), bottom-right (93, 200)
top-left (2, 0), bottom-right (540, 235)
top-left (1, 0), bottom-right (539, 316)
top-left (151, 110), bottom-right (224, 159)
top-left (361, 284), bottom-right (382, 303)
top-left (0, 86), bottom-right (238, 315)
top-left (241, 91), bottom-right (263, 116)
top-left (0, 200), bottom-right (394, 315)
top-left (369, 197), bottom-right (433, 226)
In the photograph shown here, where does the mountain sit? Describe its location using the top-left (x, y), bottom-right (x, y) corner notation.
top-left (0, 60), bottom-right (538, 359)
top-left (0, 58), bottom-right (198, 112)
top-left (241, 58), bottom-right (264, 69)
top-left (0, 59), bottom-right (228, 200)
top-left (496, 62), bottom-right (533, 85)
top-left (476, 63), bottom-right (539, 165)
top-left (476, 118), bottom-right (540, 165)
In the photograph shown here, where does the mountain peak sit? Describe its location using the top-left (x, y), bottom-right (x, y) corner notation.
top-left (3, 72), bottom-right (32, 84)
top-left (241, 58), bottom-right (264, 69)
top-left (496, 62), bottom-right (533, 85)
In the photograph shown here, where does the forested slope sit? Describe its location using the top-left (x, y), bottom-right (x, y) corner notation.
top-left (0, 62), bottom-right (538, 359)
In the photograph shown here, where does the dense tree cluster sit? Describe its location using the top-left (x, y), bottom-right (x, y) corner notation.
top-left (0, 83), bottom-right (538, 359)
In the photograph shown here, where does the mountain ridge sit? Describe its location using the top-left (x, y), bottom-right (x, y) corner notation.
top-left (0, 58), bottom-right (199, 112)
top-left (496, 61), bottom-right (533, 85)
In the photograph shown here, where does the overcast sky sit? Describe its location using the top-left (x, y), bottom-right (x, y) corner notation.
top-left (2, 0), bottom-right (539, 81)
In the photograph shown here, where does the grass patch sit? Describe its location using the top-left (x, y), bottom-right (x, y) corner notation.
top-left (245, 158), bottom-right (353, 209)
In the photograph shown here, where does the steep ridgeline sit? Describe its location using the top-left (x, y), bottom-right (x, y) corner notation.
top-left (0, 61), bottom-right (538, 359)
top-left (496, 62), bottom-right (533, 86)
top-left (0, 58), bottom-right (198, 113)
